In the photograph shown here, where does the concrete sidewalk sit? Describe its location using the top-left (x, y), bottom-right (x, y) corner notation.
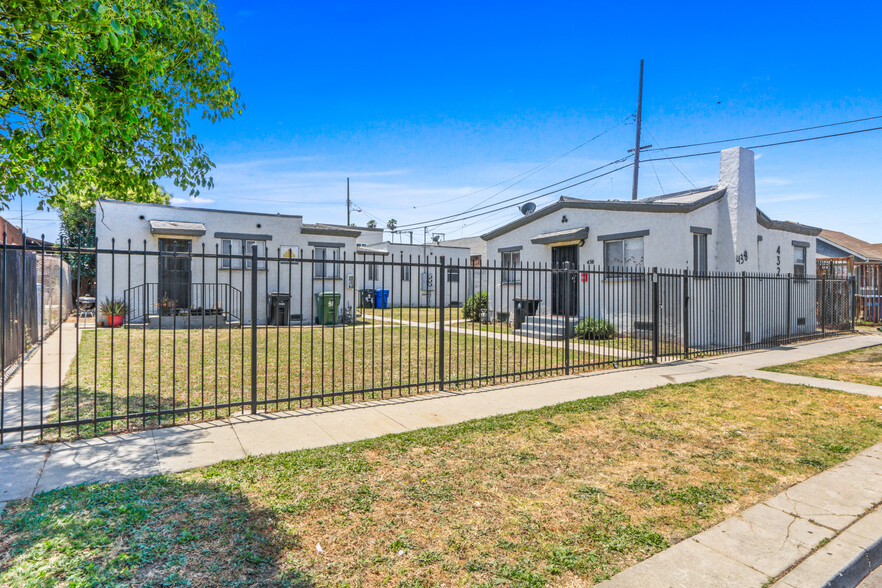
top-left (1, 333), bottom-right (878, 514)
top-left (599, 442), bottom-right (882, 588)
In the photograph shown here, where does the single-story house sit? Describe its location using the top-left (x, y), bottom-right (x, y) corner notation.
top-left (476, 147), bottom-right (823, 345)
top-left (95, 199), bottom-right (383, 325)
top-left (817, 229), bottom-right (882, 263)
top-left (356, 241), bottom-right (471, 307)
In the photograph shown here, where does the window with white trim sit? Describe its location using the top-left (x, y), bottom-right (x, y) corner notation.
top-left (794, 246), bottom-right (807, 278)
top-left (368, 262), bottom-right (379, 281)
top-left (693, 233), bottom-right (708, 274)
top-left (501, 250), bottom-right (521, 284)
top-left (603, 237), bottom-right (644, 270)
top-left (314, 247), bottom-right (341, 279)
top-left (220, 239), bottom-right (267, 269)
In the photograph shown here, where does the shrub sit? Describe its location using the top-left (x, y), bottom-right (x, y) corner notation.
top-left (574, 317), bottom-right (616, 340)
top-left (463, 291), bottom-right (488, 322)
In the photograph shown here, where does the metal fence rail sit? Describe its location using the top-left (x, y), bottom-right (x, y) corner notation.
top-left (0, 240), bottom-right (856, 443)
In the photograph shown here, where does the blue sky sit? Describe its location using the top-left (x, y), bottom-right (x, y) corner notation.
top-left (16, 0), bottom-right (882, 242)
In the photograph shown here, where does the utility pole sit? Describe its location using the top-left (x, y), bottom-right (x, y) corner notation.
top-left (346, 177), bottom-right (350, 226)
top-left (631, 59), bottom-right (644, 201)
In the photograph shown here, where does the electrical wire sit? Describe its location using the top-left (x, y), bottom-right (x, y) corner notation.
top-left (643, 125), bottom-right (696, 189)
top-left (395, 157), bottom-right (632, 230)
top-left (643, 114), bottom-right (882, 152)
top-left (642, 125), bottom-right (882, 163)
top-left (412, 118), bottom-right (630, 210)
top-left (412, 163), bottom-right (634, 231)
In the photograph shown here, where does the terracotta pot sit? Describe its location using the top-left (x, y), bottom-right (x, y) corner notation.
top-left (108, 314), bottom-right (125, 328)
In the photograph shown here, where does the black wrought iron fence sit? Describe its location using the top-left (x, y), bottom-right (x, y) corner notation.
top-left (0, 240), bottom-right (856, 444)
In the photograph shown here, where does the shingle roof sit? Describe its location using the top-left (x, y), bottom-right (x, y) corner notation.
top-left (818, 230), bottom-right (882, 261)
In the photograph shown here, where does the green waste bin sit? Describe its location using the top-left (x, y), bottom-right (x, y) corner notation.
top-left (314, 292), bottom-right (342, 325)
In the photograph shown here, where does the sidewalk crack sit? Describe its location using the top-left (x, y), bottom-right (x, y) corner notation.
top-left (31, 448), bottom-right (51, 497)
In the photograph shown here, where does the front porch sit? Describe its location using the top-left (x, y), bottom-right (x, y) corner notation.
top-left (123, 282), bottom-right (243, 328)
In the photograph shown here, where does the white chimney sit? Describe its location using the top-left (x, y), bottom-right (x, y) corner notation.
top-left (718, 147), bottom-right (758, 272)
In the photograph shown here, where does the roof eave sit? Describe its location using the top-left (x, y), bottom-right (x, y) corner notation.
top-left (481, 188), bottom-right (727, 241)
top-left (756, 210), bottom-right (821, 236)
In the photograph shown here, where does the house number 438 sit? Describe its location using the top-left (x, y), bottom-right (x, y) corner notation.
top-left (735, 250), bottom-right (749, 264)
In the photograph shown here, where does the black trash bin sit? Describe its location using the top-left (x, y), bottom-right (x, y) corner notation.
top-left (512, 297), bottom-right (541, 329)
top-left (268, 292), bottom-right (291, 325)
top-left (358, 288), bottom-right (376, 309)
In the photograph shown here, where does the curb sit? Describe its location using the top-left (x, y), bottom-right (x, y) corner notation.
top-left (824, 535), bottom-right (882, 588)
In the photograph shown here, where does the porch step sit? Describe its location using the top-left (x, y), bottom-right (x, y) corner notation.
top-left (512, 315), bottom-right (575, 341)
top-left (144, 314), bottom-right (231, 329)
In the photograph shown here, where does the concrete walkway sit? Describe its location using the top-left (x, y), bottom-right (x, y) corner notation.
top-left (0, 322), bottom-right (81, 443)
top-left (370, 313), bottom-right (640, 358)
top-left (0, 334), bottom-right (878, 514)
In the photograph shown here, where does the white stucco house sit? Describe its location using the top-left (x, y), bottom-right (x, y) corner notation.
top-left (95, 199), bottom-right (383, 325)
top-left (356, 241), bottom-right (472, 308)
top-left (476, 147), bottom-right (823, 345)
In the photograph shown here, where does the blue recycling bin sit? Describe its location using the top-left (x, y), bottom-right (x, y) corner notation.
top-left (374, 289), bottom-right (390, 309)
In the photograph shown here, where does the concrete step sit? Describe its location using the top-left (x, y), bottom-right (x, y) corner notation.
top-left (522, 315), bottom-right (575, 327)
top-left (512, 328), bottom-right (568, 341)
top-left (145, 314), bottom-right (230, 329)
top-left (514, 316), bottom-right (576, 341)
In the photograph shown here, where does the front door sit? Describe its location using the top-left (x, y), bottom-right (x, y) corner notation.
top-left (158, 238), bottom-right (192, 312)
top-left (551, 245), bottom-right (578, 316)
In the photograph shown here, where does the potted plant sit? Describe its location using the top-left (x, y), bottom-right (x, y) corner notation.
top-left (99, 298), bottom-right (127, 328)
top-left (158, 296), bottom-right (177, 316)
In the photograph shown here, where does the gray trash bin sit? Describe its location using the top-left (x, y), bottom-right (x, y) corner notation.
top-left (512, 297), bottom-right (541, 329)
top-left (268, 292), bottom-right (291, 325)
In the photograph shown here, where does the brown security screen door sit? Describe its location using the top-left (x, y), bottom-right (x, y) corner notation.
top-left (158, 238), bottom-right (192, 311)
top-left (551, 244), bottom-right (578, 316)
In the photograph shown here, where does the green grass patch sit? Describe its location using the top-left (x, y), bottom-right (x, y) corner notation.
top-left (4, 377), bottom-right (882, 586)
top-left (763, 344), bottom-right (882, 388)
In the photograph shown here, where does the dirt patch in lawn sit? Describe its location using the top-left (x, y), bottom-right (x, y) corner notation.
top-left (764, 344), bottom-right (882, 388)
top-left (4, 377), bottom-right (882, 587)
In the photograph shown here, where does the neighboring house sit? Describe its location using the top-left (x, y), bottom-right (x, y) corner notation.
top-left (443, 236), bottom-right (488, 267)
top-left (477, 147), bottom-right (822, 344)
top-left (0, 215), bottom-right (24, 246)
top-left (95, 199), bottom-right (383, 325)
top-left (356, 241), bottom-right (471, 307)
top-left (817, 229), bottom-right (882, 262)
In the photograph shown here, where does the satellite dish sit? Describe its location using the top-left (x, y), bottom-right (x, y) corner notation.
top-left (519, 202), bottom-right (536, 216)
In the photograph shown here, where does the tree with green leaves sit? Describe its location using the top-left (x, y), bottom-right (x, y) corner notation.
top-left (366, 220), bottom-right (377, 229)
top-left (0, 0), bottom-right (242, 207)
top-left (58, 185), bottom-right (170, 294)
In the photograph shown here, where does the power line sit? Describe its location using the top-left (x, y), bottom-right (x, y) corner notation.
top-left (404, 122), bottom-right (882, 232)
top-left (412, 118), bottom-right (630, 210)
top-left (643, 114), bottom-right (882, 152)
top-left (643, 125), bottom-right (696, 189)
top-left (396, 157), bottom-right (632, 230)
top-left (415, 163), bottom-right (634, 231)
top-left (642, 125), bottom-right (882, 163)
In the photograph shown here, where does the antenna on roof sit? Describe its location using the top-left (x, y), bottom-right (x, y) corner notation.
top-left (519, 202), bottom-right (536, 215)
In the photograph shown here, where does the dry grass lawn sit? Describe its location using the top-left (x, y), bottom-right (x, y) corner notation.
top-left (4, 377), bottom-right (882, 586)
top-left (51, 326), bottom-right (599, 440)
top-left (764, 344), bottom-right (882, 387)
